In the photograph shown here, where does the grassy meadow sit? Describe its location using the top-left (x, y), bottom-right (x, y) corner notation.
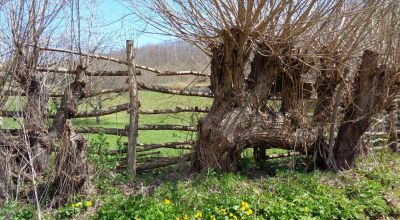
top-left (1, 91), bottom-right (400, 220)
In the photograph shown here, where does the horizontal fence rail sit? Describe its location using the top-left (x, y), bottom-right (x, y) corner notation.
top-left (1, 40), bottom-right (394, 175)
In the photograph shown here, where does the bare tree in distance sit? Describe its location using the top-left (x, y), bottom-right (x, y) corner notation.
top-left (135, 0), bottom-right (400, 171)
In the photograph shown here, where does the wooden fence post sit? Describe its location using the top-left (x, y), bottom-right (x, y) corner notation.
top-left (126, 40), bottom-right (139, 175)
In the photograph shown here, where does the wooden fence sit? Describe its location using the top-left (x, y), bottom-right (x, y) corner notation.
top-left (0, 40), bottom-right (212, 175)
top-left (0, 40), bottom-right (397, 175)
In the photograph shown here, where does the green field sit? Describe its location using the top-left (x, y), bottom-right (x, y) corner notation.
top-left (2, 91), bottom-right (400, 220)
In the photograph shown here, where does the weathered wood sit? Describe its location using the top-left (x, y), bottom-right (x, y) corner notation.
top-left (50, 66), bottom-right (86, 135)
top-left (37, 66), bottom-right (141, 76)
top-left (75, 125), bottom-right (196, 135)
top-left (136, 154), bottom-right (191, 171)
top-left (136, 141), bottom-right (194, 151)
top-left (126, 40), bottom-right (139, 175)
top-left (85, 87), bottom-right (129, 97)
top-left (37, 47), bottom-right (207, 77)
top-left (138, 82), bottom-right (213, 98)
top-left (137, 151), bottom-right (161, 158)
top-left (104, 141), bottom-right (194, 155)
top-left (333, 50), bottom-right (399, 170)
top-left (139, 107), bottom-right (209, 114)
top-left (127, 124), bottom-right (197, 131)
top-left (157, 70), bottom-right (210, 77)
top-left (75, 127), bottom-right (128, 136)
top-left (74, 103), bottom-right (129, 117)
top-left (1, 106), bottom-right (209, 118)
top-left (38, 47), bottom-right (129, 65)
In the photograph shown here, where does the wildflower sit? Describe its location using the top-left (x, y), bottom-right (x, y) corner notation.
top-left (72, 202), bottom-right (82, 207)
top-left (163, 198), bottom-right (171, 205)
top-left (183, 214), bottom-right (189, 220)
top-left (240, 201), bottom-right (250, 211)
top-left (176, 218), bottom-right (181, 220)
top-left (221, 208), bottom-right (227, 215)
top-left (210, 215), bottom-right (216, 220)
top-left (85, 201), bottom-right (93, 207)
top-left (246, 208), bottom-right (253, 215)
top-left (194, 211), bottom-right (202, 218)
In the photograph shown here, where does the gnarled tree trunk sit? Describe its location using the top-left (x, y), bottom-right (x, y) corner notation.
top-left (193, 33), bottom-right (318, 171)
top-left (194, 38), bottom-right (399, 172)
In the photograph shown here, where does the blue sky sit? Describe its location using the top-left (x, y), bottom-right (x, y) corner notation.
top-left (96, 0), bottom-right (176, 47)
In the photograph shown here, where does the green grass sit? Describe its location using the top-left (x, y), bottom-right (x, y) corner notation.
top-left (74, 91), bottom-right (211, 145)
top-left (68, 150), bottom-right (400, 220)
top-left (2, 91), bottom-right (400, 219)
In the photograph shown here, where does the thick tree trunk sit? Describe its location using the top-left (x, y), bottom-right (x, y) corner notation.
top-left (23, 74), bottom-right (49, 172)
top-left (194, 39), bottom-right (317, 171)
top-left (194, 40), bottom-right (399, 172)
top-left (50, 66), bottom-right (86, 135)
top-left (333, 50), bottom-right (397, 170)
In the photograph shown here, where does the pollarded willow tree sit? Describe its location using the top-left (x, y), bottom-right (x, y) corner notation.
top-left (137, 0), bottom-right (400, 171)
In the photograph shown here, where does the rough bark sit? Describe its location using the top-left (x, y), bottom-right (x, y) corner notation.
top-left (333, 50), bottom-right (397, 170)
top-left (50, 66), bottom-right (86, 135)
top-left (194, 38), bottom-right (317, 171)
top-left (52, 120), bottom-right (87, 207)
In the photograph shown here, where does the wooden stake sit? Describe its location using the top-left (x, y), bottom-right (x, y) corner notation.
top-left (126, 40), bottom-right (139, 175)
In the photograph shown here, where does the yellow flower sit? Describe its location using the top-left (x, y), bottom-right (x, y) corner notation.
top-left (176, 218), bottom-right (181, 220)
top-left (240, 201), bottom-right (250, 211)
top-left (246, 208), bottom-right (253, 215)
top-left (86, 201), bottom-right (93, 207)
top-left (73, 202), bottom-right (82, 207)
top-left (233, 215), bottom-right (238, 220)
top-left (221, 208), bottom-right (227, 215)
top-left (183, 214), bottom-right (189, 220)
top-left (210, 215), bottom-right (216, 220)
top-left (194, 211), bottom-right (202, 219)
top-left (163, 198), bottom-right (171, 205)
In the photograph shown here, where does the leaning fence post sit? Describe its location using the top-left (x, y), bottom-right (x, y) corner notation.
top-left (126, 40), bottom-right (139, 175)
